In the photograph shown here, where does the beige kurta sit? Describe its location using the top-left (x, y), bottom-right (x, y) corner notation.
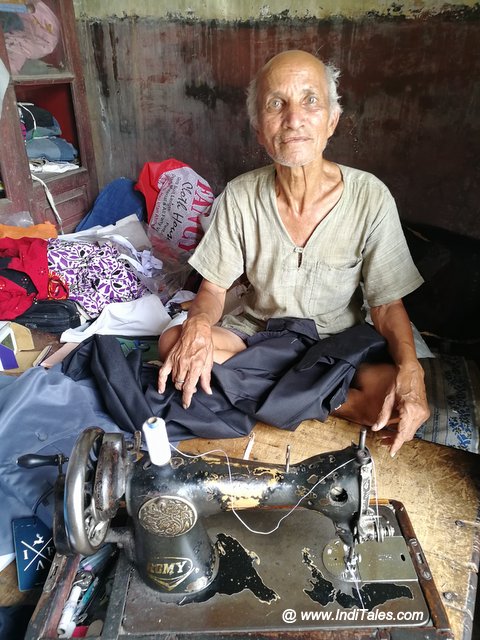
top-left (189, 164), bottom-right (423, 338)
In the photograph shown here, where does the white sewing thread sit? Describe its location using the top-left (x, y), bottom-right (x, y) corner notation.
top-left (31, 173), bottom-right (64, 233)
top-left (346, 454), bottom-right (382, 610)
top-left (347, 560), bottom-right (365, 609)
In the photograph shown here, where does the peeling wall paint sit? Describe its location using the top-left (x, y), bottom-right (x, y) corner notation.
top-left (73, 0), bottom-right (479, 20)
top-left (73, 2), bottom-right (480, 240)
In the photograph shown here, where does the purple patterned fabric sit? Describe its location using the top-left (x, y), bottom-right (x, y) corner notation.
top-left (47, 239), bottom-right (149, 318)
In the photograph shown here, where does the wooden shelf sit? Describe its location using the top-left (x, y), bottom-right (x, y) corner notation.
top-left (0, 0), bottom-right (98, 232)
top-left (11, 72), bottom-right (75, 85)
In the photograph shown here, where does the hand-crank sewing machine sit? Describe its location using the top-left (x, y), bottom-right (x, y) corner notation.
top-left (22, 418), bottom-right (451, 639)
top-left (64, 418), bottom-right (392, 593)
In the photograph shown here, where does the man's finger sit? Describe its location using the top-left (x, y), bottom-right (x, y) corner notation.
top-left (181, 383), bottom-right (197, 410)
top-left (389, 432), bottom-right (406, 458)
top-left (158, 361), bottom-right (173, 393)
top-left (388, 411), bottom-right (417, 457)
top-left (372, 390), bottom-right (395, 431)
top-left (174, 375), bottom-right (187, 390)
top-left (199, 368), bottom-right (213, 395)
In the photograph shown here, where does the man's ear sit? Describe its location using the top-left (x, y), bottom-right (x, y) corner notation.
top-left (255, 126), bottom-right (265, 146)
top-left (327, 109), bottom-right (341, 138)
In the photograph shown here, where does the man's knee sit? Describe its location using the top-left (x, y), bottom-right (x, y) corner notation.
top-left (333, 362), bottom-right (396, 425)
top-left (158, 324), bottom-right (246, 363)
top-left (210, 326), bottom-right (247, 363)
top-left (332, 389), bottom-right (379, 426)
top-left (351, 362), bottom-right (396, 395)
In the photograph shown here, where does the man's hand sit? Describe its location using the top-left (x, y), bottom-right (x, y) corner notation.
top-left (158, 279), bottom-right (227, 408)
top-left (158, 315), bottom-right (214, 409)
top-left (371, 363), bottom-right (430, 457)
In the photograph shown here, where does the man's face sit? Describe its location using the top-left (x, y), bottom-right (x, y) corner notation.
top-left (255, 53), bottom-right (339, 168)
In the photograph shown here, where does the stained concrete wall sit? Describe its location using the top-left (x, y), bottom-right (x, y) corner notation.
top-left (72, 1), bottom-right (480, 239)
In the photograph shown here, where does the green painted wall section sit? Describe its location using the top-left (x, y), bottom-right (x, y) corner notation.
top-left (72, 0), bottom-right (478, 20)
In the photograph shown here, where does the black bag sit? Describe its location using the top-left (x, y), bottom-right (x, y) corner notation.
top-left (14, 299), bottom-right (81, 334)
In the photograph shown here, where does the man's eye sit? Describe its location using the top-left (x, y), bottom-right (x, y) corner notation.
top-left (306, 95), bottom-right (318, 105)
top-left (268, 98), bottom-right (282, 110)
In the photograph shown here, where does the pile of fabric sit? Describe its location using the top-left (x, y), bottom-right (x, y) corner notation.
top-left (19, 103), bottom-right (78, 167)
top-left (0, 216), bottom-right (167, 332)
top-left (0, 166), bottom-right (210, 333)
top-left (0, 167), bottom-right (216, 566)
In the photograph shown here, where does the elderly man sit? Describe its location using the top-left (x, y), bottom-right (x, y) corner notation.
top-left (158, 49), bottom-right (429, 456)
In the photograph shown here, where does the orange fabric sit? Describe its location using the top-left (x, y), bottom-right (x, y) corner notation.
top-left (0, 222), bottom-right (58, 240)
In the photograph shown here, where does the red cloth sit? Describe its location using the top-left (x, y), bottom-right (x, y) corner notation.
top-left (0, 237), bottom-right (67, 319)
top-left (0, 281), bottom-right (34, 319)
top-left (135, 158), bottom-right (188, 220)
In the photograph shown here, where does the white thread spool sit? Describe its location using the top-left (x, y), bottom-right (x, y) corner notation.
top-left (143, 416), bottom-right (171, 466)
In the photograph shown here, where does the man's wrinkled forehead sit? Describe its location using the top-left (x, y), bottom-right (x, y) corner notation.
top-left (257, 51), bottom-right (328, 97)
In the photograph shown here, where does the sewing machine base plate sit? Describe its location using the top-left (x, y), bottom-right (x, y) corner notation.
top-left (94, 500), bottom-right (450, 639)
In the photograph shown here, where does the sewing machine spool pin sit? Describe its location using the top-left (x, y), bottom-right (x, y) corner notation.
top-left (358, 427), bottom-right (367, 451)
top-left (285, 444), bottom-right (291, 472)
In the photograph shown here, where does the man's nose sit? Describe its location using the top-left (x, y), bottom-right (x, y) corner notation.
top-left (283, 103), bottom-right (304, 128)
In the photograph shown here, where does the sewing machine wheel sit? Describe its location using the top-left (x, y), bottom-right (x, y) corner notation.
top-left (64, 427), bottom-right (111, 556)
top-left (94, 432), bottom-right (126, 519)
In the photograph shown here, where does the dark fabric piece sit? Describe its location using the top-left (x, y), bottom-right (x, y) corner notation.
top-left (0, 606), bottom-right (35, 640)
top-left (62, 321), bottom-right (386, 442)
top-left (245, 315), bottom-right (321, 345)
top-left (62, 335), bottom-right (154, 433)
top-left (147, 320), bottom-right (386, 440)
top-left (19, 104), bottom-right (58, 132)
top-left (18, 102), bottom-right (62, 141)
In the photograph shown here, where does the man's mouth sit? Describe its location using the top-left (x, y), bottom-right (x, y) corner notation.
top-left (281, 136), bottom-right (310, 144)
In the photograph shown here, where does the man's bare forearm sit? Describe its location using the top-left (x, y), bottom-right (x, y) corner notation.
top-left (185, 279), bottom-right (227, 327)
top-left (370, 299), bottom-right (418, 368)
top-left (370, 299), bottom-right (429, 455)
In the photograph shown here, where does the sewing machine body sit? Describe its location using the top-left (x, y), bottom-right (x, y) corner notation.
top-left (128, 442), bottom-right (373, 595)
top-left (61, 423), bottom-right (395, 600)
